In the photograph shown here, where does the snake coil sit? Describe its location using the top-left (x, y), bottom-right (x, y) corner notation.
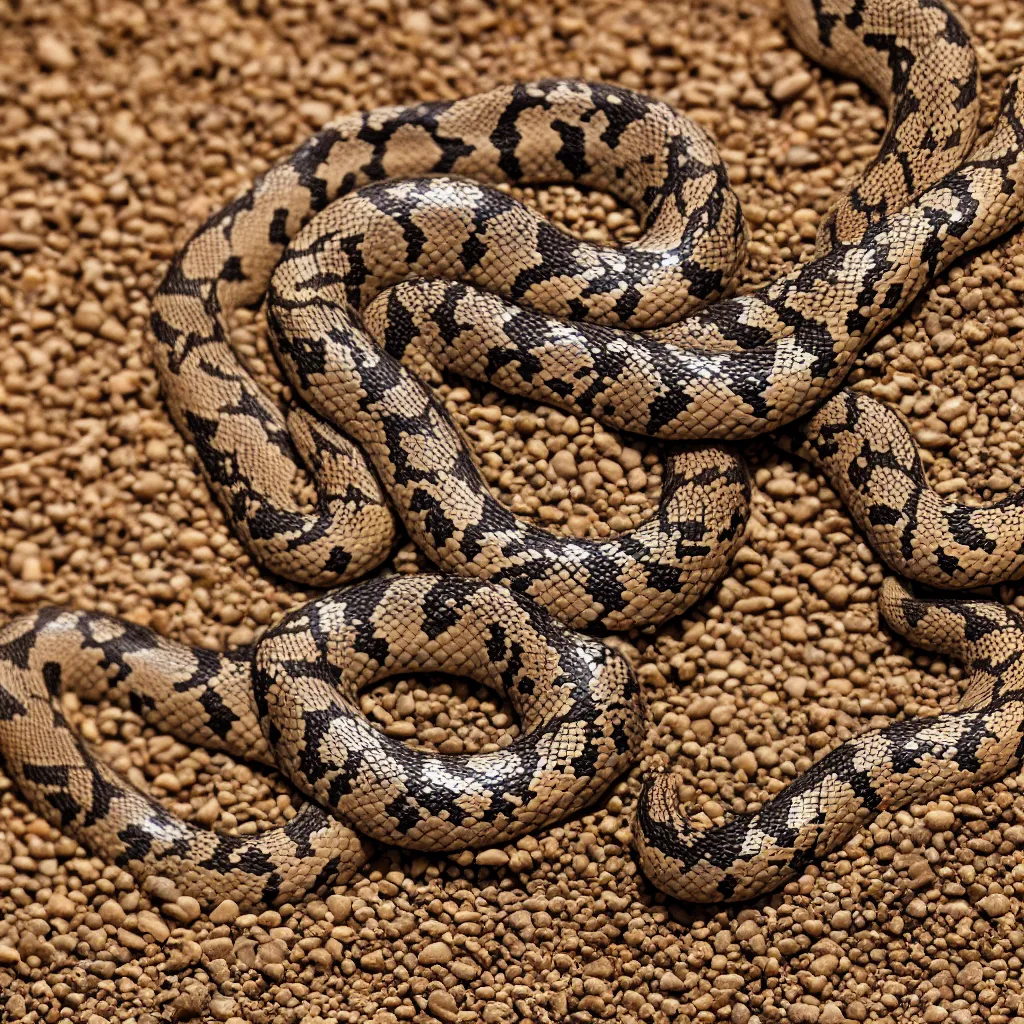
top-left (4, 0), bottom-right (1024, 904)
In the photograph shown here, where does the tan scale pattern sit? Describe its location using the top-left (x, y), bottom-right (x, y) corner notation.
top-left (634, 579), bottom-right (1024, 901)
top-left (147, 0), bottom-right (988, 635)
top-left (785, 387), bottom-right (1024, 586)
top-left (0, 575), bottom-right (642, 907)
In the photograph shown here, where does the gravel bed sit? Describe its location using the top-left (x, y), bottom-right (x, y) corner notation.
top-left (2, 0), bottom-right (1024, 1021)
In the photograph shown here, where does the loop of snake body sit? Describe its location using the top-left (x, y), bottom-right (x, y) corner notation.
top-left (149, 0), bottom-right (990, 634)
top-left (0, 575), bottom-right (642, 907)
top-left (6, 0), bottom-right (1024, 906)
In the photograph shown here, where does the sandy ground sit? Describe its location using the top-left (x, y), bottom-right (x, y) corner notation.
top-left (3, 0), bottom-right (1024, 1021)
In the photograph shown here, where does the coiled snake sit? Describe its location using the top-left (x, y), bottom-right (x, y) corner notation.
top-left (6, 0), bottom-right (1024, 905)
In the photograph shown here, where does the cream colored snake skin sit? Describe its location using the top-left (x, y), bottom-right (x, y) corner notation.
top-left (635, 579), bottom-right (1024, 901)
top-left (148, 0), bottom-right (986, 633)
top-left (5, 0), bottom-right (1024, 907)
top-left (0, 576), bottom-right (643, 907)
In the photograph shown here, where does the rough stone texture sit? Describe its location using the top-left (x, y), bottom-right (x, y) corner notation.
top-left (1, 0), bottom-right (1024, 1022)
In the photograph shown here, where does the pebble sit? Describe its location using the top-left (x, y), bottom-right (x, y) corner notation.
top-left (165, 895), bottom-right (202, 923)
top-left (427, 989), bottom-right (459, 1022)
top-left (36, 33), bottom-right (77, 69)
top-left (550, 449), bottom-right (577, 479)
top-left (771, 69), bottom-right (813, 101)
top-left (359, 948), bottom-right (386, 972)
top-left (978, 893), bottom-right (1011, 917)
top-left (135, 910), bottom-right (171, 943)
top-left (475, 848), bottom-right (509, 866)
top-left (924, 808), bottom-right (956, 831)
top-left (418, 941), bottom-right (453, 966)
top-left (209, 899), bottom-right (240, 924)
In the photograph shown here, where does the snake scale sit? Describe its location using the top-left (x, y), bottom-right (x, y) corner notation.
top-left (5, 0), bottom-right (1024, 906)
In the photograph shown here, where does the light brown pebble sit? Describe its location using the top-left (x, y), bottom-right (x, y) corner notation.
top-left (165, 895), bottom-right (202, 923)
top-left (133, 471), bottom-right (169, 500)
top-left (550, 449), bottom-right (578, 479)
top-left (475, 848), bottom-right (510, 866)
top-left (924, 809), bottom-right (956, 831)
top-left (360, 949), bottom-right (386, 972)
top-left (659, 971), bottom-right (685, 992)
top-left (36, 33), bottom-right (77, 69)
top-left (771, 69), bottom-right (813, 101)
top-left (135, 910), bottom-right (171, 943)
top-left (172, 979), bottom-right (209, 1019)
top-left (209, 997), bottom-right (238, 1022)
top-left (418, 940), bottom-right (453, 966)
top-left (196, 796), bottom-right (221, 825)
top-left (210, 899), bottom-right (240, 924)
top-left (46, 893), bottom-right (78, 920)
top-left (427, 989), bottom-right (459, 1022)
top-left (978, 893), bottom-right (1011, 917)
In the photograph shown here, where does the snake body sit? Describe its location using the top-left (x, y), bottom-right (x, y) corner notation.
top-left (635, 578), bottom-right (1024, 902)
top-left (0, 575), bottom-right (642, 907)
top-left (149, 0), bottom-right (988, 632)
top-left (5, 0), bottom-right (1024, 905)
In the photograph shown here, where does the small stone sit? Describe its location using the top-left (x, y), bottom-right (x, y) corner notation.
top-left (327, 894), bottom-right (352, 921)
top-left (73, 300), bottom-right (105, 330)
top-left (210, 899), bottom-right (240, 924)
top-left (171, 979), bottom-right (208, 1019)
top-left (360, 948), bottom-right (386, 972)
top-left (36, 33), bottom-right (77, 69)
top-left (46, 893), bottom-right (78, 920)
top-left (659, 971), bottom-right (685, 992)
top-left (135, 909), bottom-right (171, 943)
top-left (165, 895), bottom-right (202, 924)
top-left (550, 449), bottom-right (578, 479)
top-left (809, 954), bottom-right (838, 977)
top-left (771, 69), bottom-right (813, 101)
top-left (782, 617), bottom-right (808, 642)
top-left (924, 809), bottom-right (956, 832)
top-left (107, 369), bottom-right (140, 395)
top-left (209, 997), bottom-right (237, 1022)
top-left (257, 938), bottom-right (289, 969)
top-left (166, 939), bottom-right (203, 972)
top-left (475, 848), bottom-right (509, 867)
top-left (786, 144), bottom-right (819, 167)
top-left (133, 471), bottom-right (169, 500)
top-left (0, 232), bottom-right (40, 252)
top-left (196, 797), bottom-right (221, 825)
top-left (789, 1006), bottom-right (820, 1024)
top-left (936, 395), bottom-right (969, 423)
top-left (201, 937), bottom-right (233, 961)
top-left (427, 989), bottom-right (459, 1022)
top-left (299, 100), bottom-right (335, 126)
top-left (418, 940), bottom-right (453, 966)
top-left (978, 893), bottom-right (1011, 917)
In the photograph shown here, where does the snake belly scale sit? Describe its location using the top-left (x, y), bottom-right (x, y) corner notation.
top-left (4, 0), bottom-right (1024, 906)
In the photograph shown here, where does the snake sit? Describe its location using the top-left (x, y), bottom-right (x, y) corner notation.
top-left (147, 0), bottom-right (991, 634)
top-left (0, 575), bottom-right (642, 907)
top-left (5, 0), bottom-right (1024, 906)
top-left (634, 577), bottom-right (1024, 902)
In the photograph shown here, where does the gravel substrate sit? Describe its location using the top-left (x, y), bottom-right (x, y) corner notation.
top-left (3, 0), bottom-right (1024, 1021)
